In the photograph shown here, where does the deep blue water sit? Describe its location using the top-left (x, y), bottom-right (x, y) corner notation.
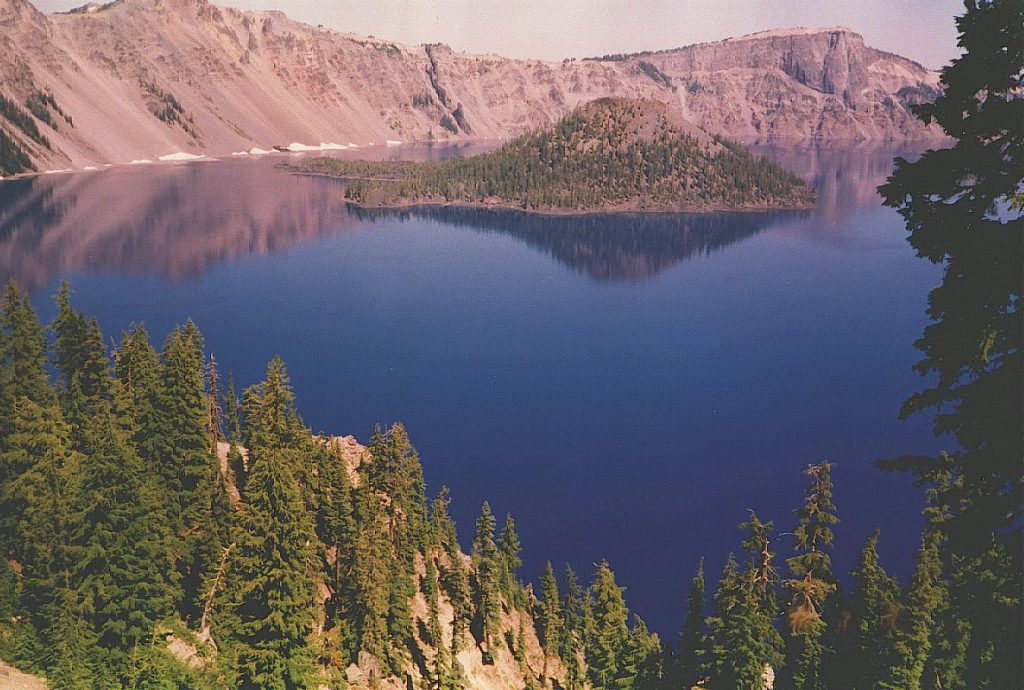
top-left (0, 144), bottom-right (945, 637)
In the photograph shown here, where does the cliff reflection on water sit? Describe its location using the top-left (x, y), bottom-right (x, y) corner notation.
top-left (0, 145), bottom-right (913, 289)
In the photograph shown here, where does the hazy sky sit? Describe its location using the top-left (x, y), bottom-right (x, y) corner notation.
top-left (32, 0), bottom-right (964, 70)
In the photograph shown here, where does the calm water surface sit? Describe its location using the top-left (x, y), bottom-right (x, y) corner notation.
top-left (0, 144), bottom-right (945, 636)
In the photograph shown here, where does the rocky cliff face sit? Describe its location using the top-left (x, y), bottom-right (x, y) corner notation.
top-left (0, 0), bottom-right (942, 172)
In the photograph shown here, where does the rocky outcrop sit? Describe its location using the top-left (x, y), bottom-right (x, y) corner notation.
top-left (0, 0), bottom-right (943, 172)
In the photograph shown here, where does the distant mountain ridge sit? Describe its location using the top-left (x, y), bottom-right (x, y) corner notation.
top-left (0, 0), bottom-right (943, 173)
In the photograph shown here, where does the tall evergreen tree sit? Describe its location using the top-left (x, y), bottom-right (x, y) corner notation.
top-left (242, 356), bottom-right (307, 454)
top-left (227, 444), bottom-right (317, 689)
top-left (739, 512), bottom-right (784, 682)
top-left (780, 462), bottom-right (838, 690)
top-left (352, 484), bottom-right (391, 663)
top-left (849, 530), bottom-right (901, 689)
top-left (560, 564), bottom-right (587, 690)
top-left (587, 560), bottom-right (630, 690)
top-left (625, 614), bottom-right (662, 689)
top-left (70, 400), bottom-right (178, 676)
top-left (156, 324), bottom-right (223, 619)
top-left (4, 399), bottom-right (80, 660)
top-left (224, 371), bottom-right (242, 444)
top-left (538, 561), bottom-right (563, 657)
top-left (878, 0), bottom-right (1022, 684)
top-left (114, 324), bottom-right (161, 452)
top-left (472, 501), bottom-right (501, 655)
top-left (430, 487), bottom-right (473, 652)
top-left (318, 440), bottom-right (357, 655)
top-left (206, 353), bottom-right (224, 445)
top-left (497, 513), bottom-right (523, 602)
top-left (706, 554), bottom-right (771, 690)
top-left (1, 282), bottom-right (51, 406)
top-left (677, 559), bottom-right (706, 689)
top-left (50, 283), bottom-right (110, 429)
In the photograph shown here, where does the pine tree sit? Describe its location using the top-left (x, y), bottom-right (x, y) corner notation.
top-left (155, 323), bottom-right (223, 619)
top-left (625, 615), bottom-right (662, 689)
top-left (386, 557), bottom-right (416, 675)
top-left (319, 440), bottom-right (357, 655)
top-left (472, 501), bottom-right (501, 655)
top-left (430, 487), bottom-right (472, 652)
top-left (227, 445), bottom-right (317, 689)
top-left (876, 533), bottom-right (940, 690)
top-left (780, 462), bottom-right (838, 690)
top-left (560, 564), bottom-right (587, 690)
top-left (848, 530), bottom-right (901, 688)
top-left (242, 356), bottom-right (307, 454)
top-left (429, 486), bottom-right (461, 559)
top-left (4, 399), bottom-right (80, 660)
top-left (50, 283), bottom-right (110, 428)
top-left (353, 484), bottom-right (391, 663)
top-left (706, 554), bottom-right (770, 690)
top-left (587, 560), bottom-right (630, 690)
top-left (0, 281), bottom-right (53, 445)
top-left (44, 587), bottom-right (98, 690)
top-left (677, 559), bottom-right (706, 689)
top-left (206, 353), bottom-right (224, 445)
top-left (224, 371), bottom-right (242, 444)
top-left (114, 324), bottom-right (161, 451)
top-left (497, 513), bottom-right (523, 602)
top-left (739, 512), bottom-right (784, 682)
top-left (877, 0), bottom-right (1023, 683)
top-left (538, 561), bottom-right (563, 658)
top-left (70, 400), bottom-right (178, 676)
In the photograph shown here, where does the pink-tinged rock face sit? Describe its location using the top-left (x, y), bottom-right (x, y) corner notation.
top-left (0, 5), bottom-right (943, 172)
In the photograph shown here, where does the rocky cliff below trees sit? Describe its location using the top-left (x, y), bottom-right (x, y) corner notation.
top-left (0, 0), bottom-right (943, 174)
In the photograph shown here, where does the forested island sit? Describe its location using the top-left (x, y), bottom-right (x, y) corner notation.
top-left (293, 99), bottom-right (815, 214)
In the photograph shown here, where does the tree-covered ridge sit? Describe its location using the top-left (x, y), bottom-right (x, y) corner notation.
top-left (298, 98), bottom-right (814, 213)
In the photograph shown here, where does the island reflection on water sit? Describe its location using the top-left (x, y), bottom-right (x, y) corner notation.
top-left (0, 143), bottom-right (909, 290)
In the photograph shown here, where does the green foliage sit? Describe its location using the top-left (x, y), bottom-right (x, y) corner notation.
top-left (497, 513), bottom-right (523, 604)
top-left (537, 561), bottom-right (563, 656)
top-left (0, 93), bottom-right (50, 149)
top-left (706, 555), bottom-right (768, 690)
top-left (243, 356), bottom-right (308, 455)
top-left (586, 560), bottom-right (653, 690)
top-left (637, 61), bottom-right (672, 88)
top-left (352, 484), bottom-right (391, 663)
top-left (70, 400), bottom-right (178, 676)
top-left (439, 114), bottom-right (458, 134)
top-left (226, 441), bottom-right (317, 689)
top-left (2, 282), bottom-right (52, 409)
top-left (849, 530), bottom-right (901, 688)
top-left (881, 530), bottom-right (946, 690)
top-left (560, 564), bottom-right (588, 690)
top-left (677, 559), bottom-right (706, 688)
top-left (51, 282), bottom-right (111, 431)
top-left (319, 441), bottom-right (357, 656)
top-left (779, 462), bottom-right (839, 690)
top-left (877, 0), bottom-right (1023, 684)
top-left (140, 80), bottom-right (197, 137)
top-left (25, 91), bottom-right (72, 130)
top-left (0, 126), bottom-right (34, 176)
top-left (114, 323), bottom-right (162, 451)
top-left (307, 98), bottom-right (812, 212)
top-left (224, 371), bottom-right (242, 444)
top-left (472, 501), bottom-right (501, 652)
